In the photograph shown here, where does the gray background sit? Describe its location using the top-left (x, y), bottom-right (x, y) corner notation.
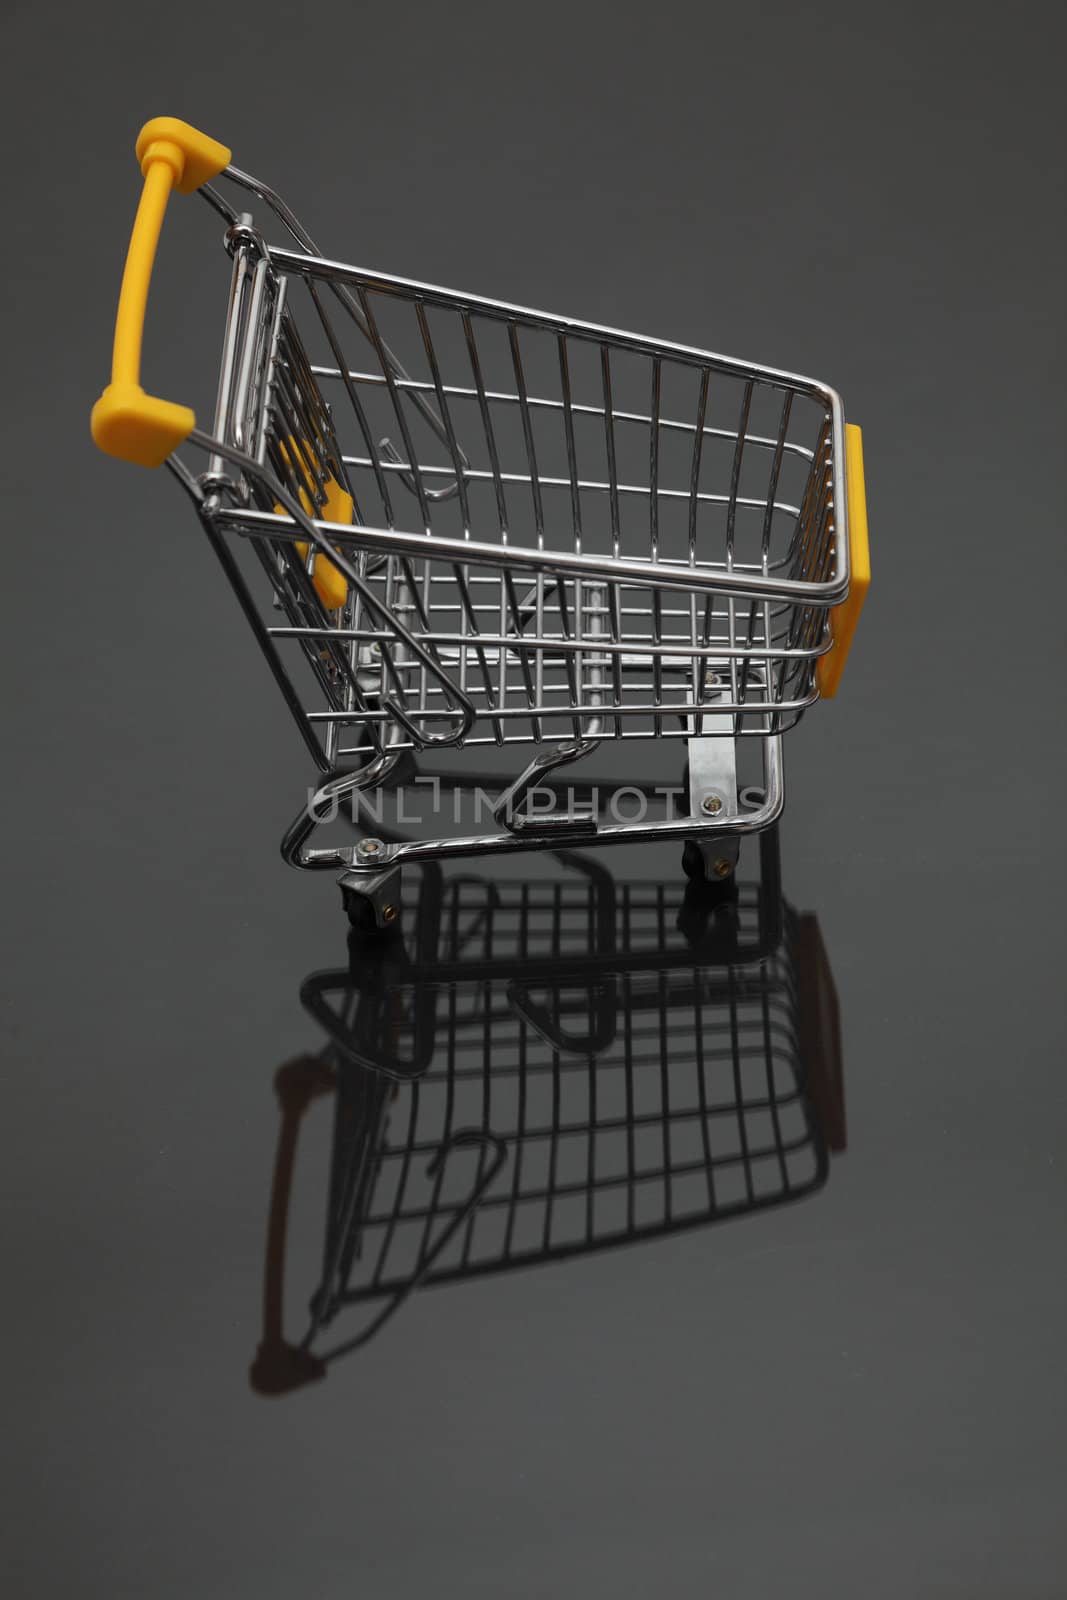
top-left (2, 1), bottom-right (1065, 1595)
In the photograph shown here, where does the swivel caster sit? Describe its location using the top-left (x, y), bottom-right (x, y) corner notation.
top-left (338, 849), bottom-right (402, 935)
top-left (681, 838), bottom-right (739, 885)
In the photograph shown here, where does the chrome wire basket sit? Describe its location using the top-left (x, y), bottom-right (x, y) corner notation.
top-left (93, 118), bottom-right (870, 923)
top-left (251, 839), bottom-right (845, 1388)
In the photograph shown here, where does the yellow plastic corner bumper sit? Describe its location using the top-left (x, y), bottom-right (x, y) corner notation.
top-left (294, 477), bottom-right (355, 612)
top-left (816, 423), bottom-right (870, 698)
top-left (273, 445), bottom-right (354, 611)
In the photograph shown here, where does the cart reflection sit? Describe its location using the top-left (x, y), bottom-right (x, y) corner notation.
top-left (251, 826), bottom-right (845, 1393)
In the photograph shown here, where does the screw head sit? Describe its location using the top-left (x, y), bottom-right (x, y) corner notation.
top-left (701, 793), bottom-right (723, 816)
top-left (356, 837), bottom-right (383, 860)
top-left (712, 858), bottom-right (733, 879)
top-left (381, 903), bottom-right (398, 924)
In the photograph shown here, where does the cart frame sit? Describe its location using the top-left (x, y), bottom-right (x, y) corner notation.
top-left (92, 119), bottom-right (870, 922)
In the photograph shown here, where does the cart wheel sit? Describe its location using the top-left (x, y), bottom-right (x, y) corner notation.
top-left (681, 839), bottom-right (739, 890)
top-left (677, 873), bottom-right (738, 945)
top-left (681, 839), bottom-right (703, 880)
top-left (342, 888), bottom-right (400, 937)
top-left (345, 894), bottom-right (380, 935)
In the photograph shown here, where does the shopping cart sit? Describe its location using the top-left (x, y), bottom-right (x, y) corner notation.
top-left (251, 837), bottom-right (845, 1389)
top-left (92, 118), bottom-right (871, 926)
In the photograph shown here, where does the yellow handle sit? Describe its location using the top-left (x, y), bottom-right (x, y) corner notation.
top-left (91, 117), bottom-right (231, 468)
top-left (816, 422), bottom-right (871, 698)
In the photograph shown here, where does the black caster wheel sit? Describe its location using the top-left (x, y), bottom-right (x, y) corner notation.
top-left (681, 839), bottom-right (704, 880)
top-left (677, 874), bottom-right (739, 946)
top-left (680, 843), bottom-right (740, 922)
top-left (681, 839), bottom-right (738, 884)
top-left (344, 894), bottom-right (379, 934)
top-left (342, 889), bottom-right (399, 936)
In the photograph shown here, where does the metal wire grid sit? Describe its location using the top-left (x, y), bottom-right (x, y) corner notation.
top-left (199, 195), bottom-right (843, 768)
top-left (302, 881), bottom-right (823, 1341)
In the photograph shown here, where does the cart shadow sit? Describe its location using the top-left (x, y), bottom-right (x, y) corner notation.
top-left (251, 826), bottom-right (845, 1395)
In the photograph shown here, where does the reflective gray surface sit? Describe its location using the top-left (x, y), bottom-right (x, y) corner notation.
top-left (3, 3), bottom-right (1065, 1595)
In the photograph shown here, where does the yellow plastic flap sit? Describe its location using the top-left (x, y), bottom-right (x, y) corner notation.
top-left (816, 423), bottom-right (870, 698)
top-left (274, 446), bottom-right (354, 611)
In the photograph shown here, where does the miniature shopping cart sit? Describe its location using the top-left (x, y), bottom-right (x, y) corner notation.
top-left (93, 118), bottom-right (871, 927)
top-left (251, 839), bottom-right (845, 1388)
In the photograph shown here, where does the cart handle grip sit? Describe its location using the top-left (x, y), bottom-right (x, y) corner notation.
top-left (816, 423), bottom-right (871, 698)
top-left (91, 117), bottom-right (231, 468)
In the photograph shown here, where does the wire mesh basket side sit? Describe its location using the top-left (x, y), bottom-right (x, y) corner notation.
top-left (203, 224), bottom-right (845, 765)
